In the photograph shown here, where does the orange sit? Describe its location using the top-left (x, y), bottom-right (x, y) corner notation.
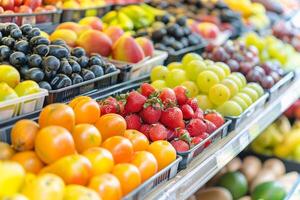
top-left (131, 151), bottom-right (158, 182)
top-left (72, 124), bottom-right (102, 153)
top-left (69, 96), bottom-right (100, 124)
top-left (0, 142), bottom-right (15, 160)
top-left (102, 136), bottom-right (133, 164)
top-left (38, 103), bottom-right (75, 132)
top-left (112, 163), bottom-right (141, 196)
top-left (11, 119), bottom-right (39, 151)
top-left (35, 126), bottom-right (76, 164)
top-left (88, 173), bottom-right (122, 200)
top-left (123, 130), bottom-right (149, 151)
top-left (11, 151), bottom-right (44, 174)
top-left (82, 147), bottom-right (114, 176)
top-left (148, 140), bottom-right (176, 171)
top-left (95, 114), bottom-right (126, 141)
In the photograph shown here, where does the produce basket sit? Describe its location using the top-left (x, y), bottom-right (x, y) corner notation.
top-left (164, 43), bottom-right (207, 64)
top-left (178, 119), bottom-right (231, 170)
top-left (45, 70), bottom-right (119, 104)
top-left (226, 93), bottom-right (269, 131)
top-left (0, 89), bottom-right (48, 122)
top-left (61, 5), bottom-right (112, 22)
top-left (108, 50), bottom-right (168, 82)
top-left (266, 71), bottom-right (295, 102)
top-left (0, 10), bottom-right (61, 27)
top-left (124, 156), bottom-right (182, 200)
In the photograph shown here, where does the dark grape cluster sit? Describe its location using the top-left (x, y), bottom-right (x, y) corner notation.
top-left (0, 23), bottom-right (118, 91)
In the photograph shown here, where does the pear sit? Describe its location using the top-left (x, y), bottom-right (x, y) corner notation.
top-left (0, 82), bottom-right (18, 102)
top-left (14, 81), bottom-right (40, 97)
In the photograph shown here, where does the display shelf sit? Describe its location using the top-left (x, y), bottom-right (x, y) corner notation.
top-left (144, 75), bottom-right (300, 200)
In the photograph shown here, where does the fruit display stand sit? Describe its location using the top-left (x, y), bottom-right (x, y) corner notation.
top-left (142, 74), bottom-right (300, 200)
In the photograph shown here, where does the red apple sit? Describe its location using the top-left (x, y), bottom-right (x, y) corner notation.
top-left (1, 0), bottom-right (14, 11)
top-left (24, 0), bottom-right (42, 10)
top-left (44, 5), bottom-right (57, 12)
top-left (34, 6), bottom-right (48, 23)
top-left (14, 0), bottom-right (24, 7)
top-left (1, 10), bottom-right (15, 23)
top-left (0, 6), bottom-right (4, 13)
top-left (16, 5), bottom-right (34, 25)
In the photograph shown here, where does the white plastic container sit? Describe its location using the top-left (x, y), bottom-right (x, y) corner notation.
top-left (0, 89), bottom-right (48, 121)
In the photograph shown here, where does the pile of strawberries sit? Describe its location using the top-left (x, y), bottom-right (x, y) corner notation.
top-left (98, 83), bottom-right (225, 152)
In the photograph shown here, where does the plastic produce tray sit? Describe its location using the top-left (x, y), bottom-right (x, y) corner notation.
top-left (61, 5), bottom-right (112, 22)
top-left (45, 70), bottom-right (119, 104)
top-left (0, 10), bottom-right (61, 26)
top-left (107, 50), bottom-right (168, 82)
top-left (226, 93), bottom-right (269, 131)
top-left (124, 156), bottom-right (182, 200)
top-left (177, 119), bottom-right (231, 170)
top-left (0, 89), bottom-right (48, 123)
top-left (266, 71), bottom-right (295, 102)
top-left (163, 43), bottom-right (207, 64)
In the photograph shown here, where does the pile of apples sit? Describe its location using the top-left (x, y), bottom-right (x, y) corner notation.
top-left (0, 0), bottom-right (57, 24)
top-left (50, 17), bottom-right (154, 63)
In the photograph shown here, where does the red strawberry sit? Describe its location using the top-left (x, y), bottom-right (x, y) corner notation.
top-left (198, 132), bottom-right (211, 147)
top-left (175, 128), bottom-right (191, 143)
top-left (125, 114), bottom-right (142, 130)
top-left (187, 98), bottom-right (198, 111)
top-left (191, 136), bottom-right (203, 145)
top-left (124, 91), bottom-right (147, 113)
top-left (193, 108), bottom-right (204, 119)
top-left (99, 97), bottom-right (118, 115)
top-left (139, 124), bottom-right (151, 138)
top-left (140, 98), bottom-right (163, 124)
top-left (159, 88), bottom-right (177, 104)
top-left (179, 120), bottom-right (185, 128)
top-left (181, 104), bottom-right (194, 120)
top-left (140, 83), bottom-right (155, 97)
top-left (173, 86), bottom-right (188, 105)
top-left (204, 111), bottom-right (224, 128)
top-left (204, 119), bottom-right (217, 134)
top-left (167, 129), bottom-right (176, 141)
top-left (171, 139), bottom-right (190, 152)
top-left (149, 123), bottom-right (167, 141)
top-left (117, 100), bottom-right (125, 116)
top-left (160, 107), bottom-right (183, 129)
top-left (186, 118), bottom-right (207, 137)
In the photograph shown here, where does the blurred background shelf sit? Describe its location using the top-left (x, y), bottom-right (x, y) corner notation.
top-left (144, 74), bottom-right (300, 200)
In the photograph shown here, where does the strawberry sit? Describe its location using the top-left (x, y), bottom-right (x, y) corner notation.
top-left (191, 136), bottom-right (203, 145)
top-left (173, 86), bottom-right (188, 105)
top-left (139, 124), bottom-right (151, 139)
top-left (171, 139), bottom-right (190, 152)
top-left (186, 118), bottom-right (207, 137)
top-left (181, 104), bottom-right (194, 120)
top-left (140, 83), bottom-right (155, 97)
top-left (175, 128), bottom-right (191, 143)
top-left (187, 98), bottom-right (198, 111)
top-left (99, 97), bottom-right (118, 115)
top-left (159, 88), bottom-right (177, 104)
top-left (193, 108), bottom-right (204, 119)
top-left (149, 123), bottom-right (167, 141)
top-left (167, 129), bottom-right (176, 141)
top-left (125, 114), bottom-right (142, 130)
top-left (204, 111), bottom-right (224, 128)
top-left (179, 120), bottom-right (185, 128)
top-left (204, 119), bottom-right (217, 134)
top-left (160, 107), bottom-right (183, 129)
top-left (124, 91), bottom-right (147, 113)
top-left (117, 100), bottom-right (125, 116)
top-left (140, 97), bottom-right (163, 124)
top-left (198, 132), bottom-right (211, 147)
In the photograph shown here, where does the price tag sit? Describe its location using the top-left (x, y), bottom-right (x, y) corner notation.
top-left (239, 132), bottom-right (250, 151)
top-left (216, 143), bottom-right (235, 168)
top-left (248, 124), bottom-right (260, 140)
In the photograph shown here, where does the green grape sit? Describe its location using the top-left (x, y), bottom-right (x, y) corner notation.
top-left (215, 62), bottom-right (231, 76)
top-left (241, 88), bottom-right (259, 102)
top-left (208, 84), bottom-right (231, 106)
top-left (231, 96), bottom-right (248, 111)
top-left (221, 79), bottom-right (239, 97)
top-left (167, 62), bottom-right (183, 71)
top-left (182, 81), bottom-right (199, 97)
top-left (182, 53), bottom-right (203, 65)
top-left (196, 95), bottom-right (214, 110)
top-left (231, 72), bottom-right (247, 87)
top-left (165, 69), bottom-right (188, 88)
top-left (217, 101), bottom-right (243, 116)
top-left (197, 71), bottom-right (220, 94)
top-left (246, 83), bottom-right (264, 97)
top-left (151, 80), bottom-right (167, 90)
top-left (235, 93), bottom-right (253, 106)
top-left (207, 64), bottom-right (226, 81)
top-left (204, 59), bottom-right (214, 65)
top-left (226, 75), bottom-right (243, 90)
top-left (185, 60), bottom-right (208, 81)
top-left (150, 65), bottom-right (169, 82)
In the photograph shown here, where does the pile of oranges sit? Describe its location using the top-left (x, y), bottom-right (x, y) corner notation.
top-left (0, 96), bottom-right (177, 199)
